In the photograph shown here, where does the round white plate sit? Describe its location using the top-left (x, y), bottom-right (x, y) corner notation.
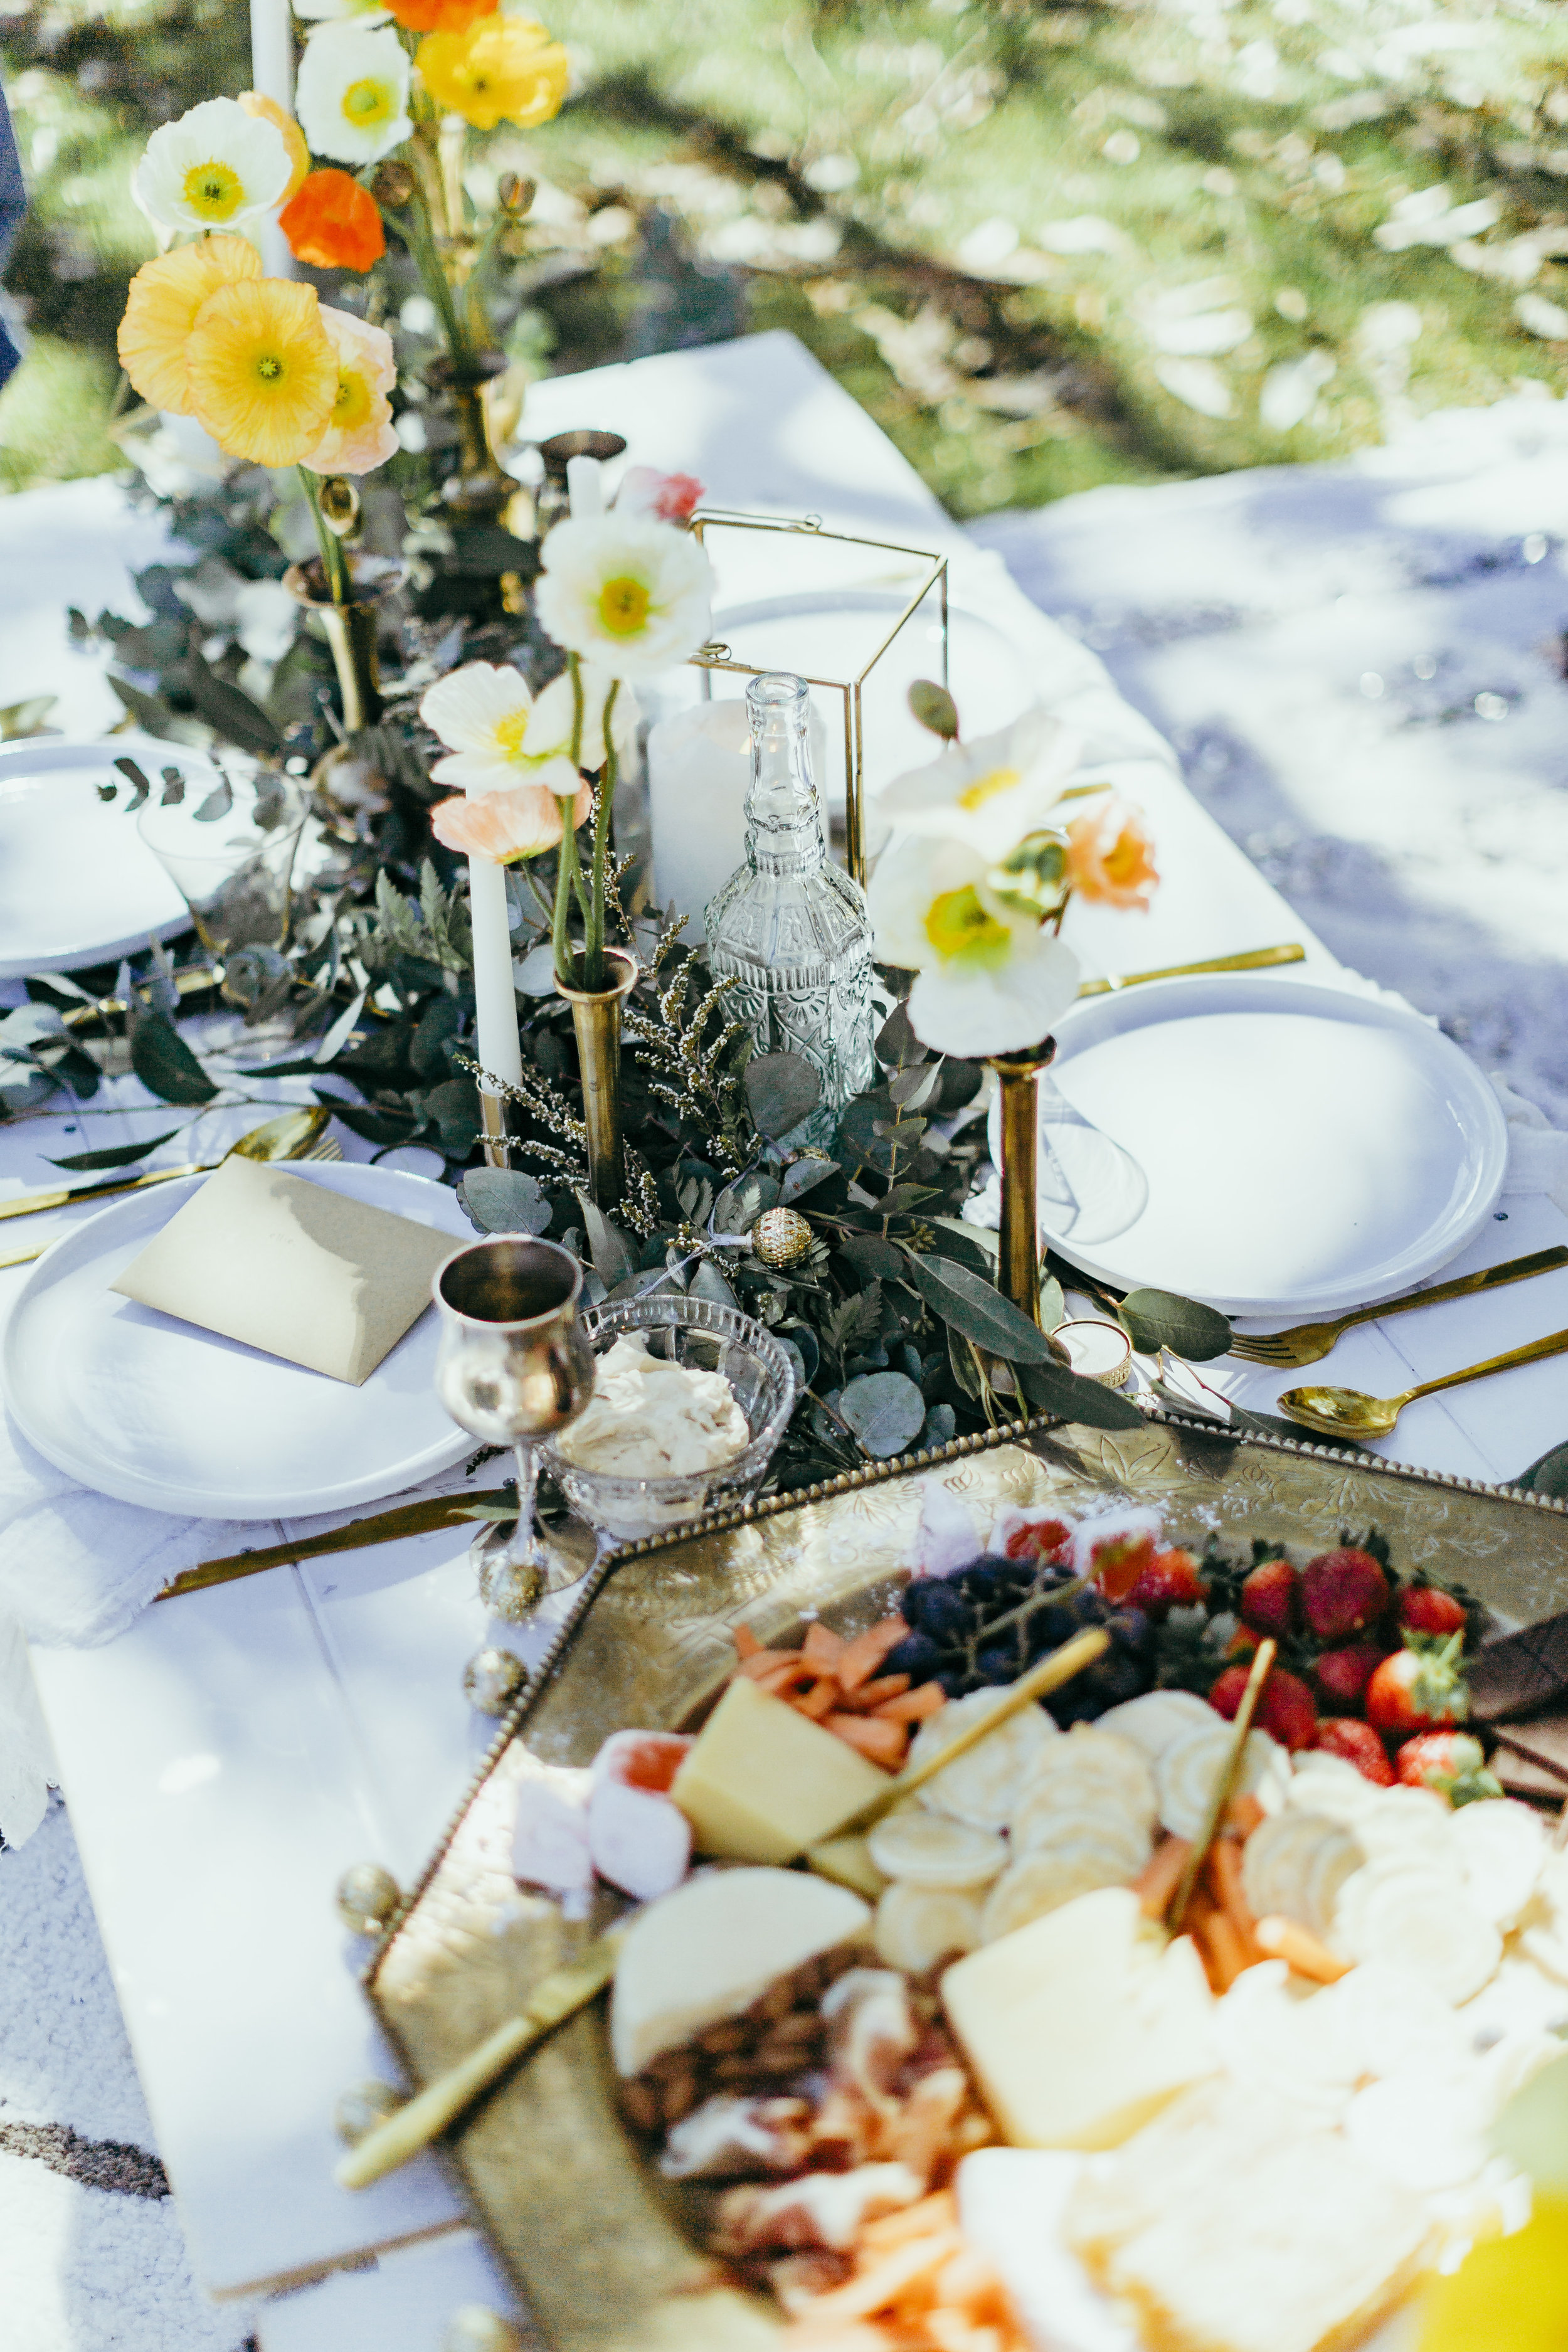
top-left (1, 1162), bottom-right (476, 1518)
top-left (0, 737), bottom-right (196, 977)
top-left (987, 976), bottom-right (1509, 1317)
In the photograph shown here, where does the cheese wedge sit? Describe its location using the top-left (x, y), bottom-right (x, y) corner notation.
top-left (670, 1676), bottom-right (889, 1863)
top-left (610, 1865), bottom-right (871, 2076)
top-left (942, 1886), bottom-right (1217, 2150)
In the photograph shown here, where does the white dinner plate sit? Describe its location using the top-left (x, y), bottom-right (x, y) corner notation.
top-left (987, 975), bottom-right (1509, 1317)
top-left (0, 736), bottom-right (196, 976)
top-left (1, 1162), bottom-right (475, 1518)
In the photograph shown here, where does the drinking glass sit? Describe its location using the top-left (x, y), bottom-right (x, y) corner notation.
top-left (431, 1237), bottom-right (597, 1618)
top-left (136, 768), bottom-right (308, 1000)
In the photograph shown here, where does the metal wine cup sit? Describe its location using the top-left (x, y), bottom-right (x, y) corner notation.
top-left (432, 1238), bottom-right (597, 1616)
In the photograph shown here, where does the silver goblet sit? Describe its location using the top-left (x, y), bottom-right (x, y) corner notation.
top-left (432, 1237), bottom-right (597, 1618)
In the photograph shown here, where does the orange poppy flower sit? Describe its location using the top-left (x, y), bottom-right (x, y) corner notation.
top-left (237, 93), bottom-right (310, 203)
top-left (386, 0), bottom-right (497, 30)
top-left (1065, 798), bottom-right (1158, 909)
top-left (279, 169), bottom-right (386, 272)
top-left (430, 779), bottom-right (590, 863)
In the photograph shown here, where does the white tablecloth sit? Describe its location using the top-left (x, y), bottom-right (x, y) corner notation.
top-left (5, 331), bottom-right (1568, 2352)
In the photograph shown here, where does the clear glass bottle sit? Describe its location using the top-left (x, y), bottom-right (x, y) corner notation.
top-left (704, 672), bottom-right (876, 1143)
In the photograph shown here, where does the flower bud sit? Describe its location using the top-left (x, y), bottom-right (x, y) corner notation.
top-left (319, 476), bottom-right (361, 538)
top-left (371, 159), bottom-right (416, 209)
top-left (497, 172), bottom-right (536, 216)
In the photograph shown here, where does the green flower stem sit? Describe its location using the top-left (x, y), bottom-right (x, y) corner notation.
top-left (551, 825), bottom-right (577, 990)
top-left (403, 164), bottom-right (471, 369)
top-left (299, 467), bottom-right (349, 608)
top-left (568, 655), bottom-right (584, 765)
top-left (583, 681), bottom-right (621, 992)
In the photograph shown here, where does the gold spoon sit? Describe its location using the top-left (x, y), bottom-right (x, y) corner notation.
top-left (0, 1106), bottom-right (336, 1269)
top-left (1279, 1325), bottom-right (1568, 1440)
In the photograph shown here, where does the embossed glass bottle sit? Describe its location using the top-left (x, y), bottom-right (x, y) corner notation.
top-left (704, 672), bottom-right (876, 1143)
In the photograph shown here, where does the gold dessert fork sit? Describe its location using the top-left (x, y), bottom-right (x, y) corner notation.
top-left (1229, 1247), bottom-right (1568, 1369)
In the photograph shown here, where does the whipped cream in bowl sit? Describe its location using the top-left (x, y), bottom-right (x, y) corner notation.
top-left (542, 1295), bottom-right (798, 1545)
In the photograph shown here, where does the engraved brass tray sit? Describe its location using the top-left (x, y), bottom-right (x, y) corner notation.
top-left (366, 1415), bottom-right (1568, 2351)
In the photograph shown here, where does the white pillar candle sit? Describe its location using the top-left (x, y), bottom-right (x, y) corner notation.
top-left (248, 0), bottom-right (297, 280)
top-left (566, 455), bottom-right (604, 519)
top-left (467, 852), bottom-right (524, 1096)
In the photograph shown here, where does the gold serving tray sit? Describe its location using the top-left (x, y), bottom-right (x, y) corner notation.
top-left (366, 1414), bottom-right (1568, 2351)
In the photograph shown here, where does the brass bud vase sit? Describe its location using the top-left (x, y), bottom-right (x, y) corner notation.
top-left (555, 948), bottom-right (638, 1209)
top-left (430, 352), bottom-right (519, 527)
top-left (985, 1036), bottom-right (1057, 1328)
top-left (283, 555), bottom-right (406, 734)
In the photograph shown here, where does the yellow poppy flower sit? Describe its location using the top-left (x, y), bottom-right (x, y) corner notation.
top-left (185, 279), bottom-right (339, 469)
top-left (117, 236), bottom-right (263, 416)
top-left (238, 93), bottom-right (311, 204)
top-left (416, 18), bottom-right (568, 132)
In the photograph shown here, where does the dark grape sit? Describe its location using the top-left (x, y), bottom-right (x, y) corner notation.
top-left (903, 1578), bottom-right (973, 1644)
top-left (1106, 1606), bottom-right (1155, 1656)
top-left (975, 1644), bottom-right (1022, 1685)
top-left (881, 1632), bottom-right (944, 1683)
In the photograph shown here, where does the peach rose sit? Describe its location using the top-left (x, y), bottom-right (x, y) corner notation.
top-left (1065, 798), bottom-right (1157, 909)
top-left (431, 778), bottom-right (591, 862)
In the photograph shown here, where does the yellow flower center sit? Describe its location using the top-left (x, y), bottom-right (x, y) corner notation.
top-left (332, 366), bottom-right (373, 430)
top-left (493, 709), bottom-right (532, 759)
top-left (597, 574), bottom-right (651, 637)
top-left (182, 159), bottom-right (245, 222)
top-left (955, 765), bottom-right (1022, 812)
top-left (256, 352), bottom-right (283, 383)
top-left (923, 885), bottom-right (1012, 970)
top-left (342, 77), bottom-right (395, 127)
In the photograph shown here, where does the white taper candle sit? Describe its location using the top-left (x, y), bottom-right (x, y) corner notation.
top-left (566, 455), bottom-right (604, 518)
top-left (248, 0), bottom-right (298, 280)
top-left (467, 854), bottom-right (524, 1096)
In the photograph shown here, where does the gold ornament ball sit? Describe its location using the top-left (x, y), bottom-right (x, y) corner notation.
top-left (463, 1645), bottom-right (527, 1716)
top-left (751, 1206), bottom-right (813, 1269)
top-left (442, 2306), bottom-right (522, 2352)
top-left (335, 1860), bottom-right (401, 1936)
top-left (333, 2079), bottom-right (403, 2146)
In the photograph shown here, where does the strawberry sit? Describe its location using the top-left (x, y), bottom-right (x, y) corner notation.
top-left (1127, 1547), bottom-right (1209, 1619)
top-left (1239, 1557), bottom-right (1298, 1638)
top-left (1090, 1532), bottom-right (1158, 1603)
top-left (1301, 1546), bottom-right (1390, 1641)
top-left (1208, 1661), bottom-right (1319, 1750)
top-left (1004, 1516), bottom-right (1073, 1565)
top-left (1396, 1730), bottom-right (1502, 1808)
top-left (1398, 1584), bottom-right (1467, 1640)
top-left (1312, 1641), bottom-right (1388, 1712)
top-left (1316, 1718), bottom-right (1396, 1786)
top-left (1365, 1631), bottom-right (1468, 1737)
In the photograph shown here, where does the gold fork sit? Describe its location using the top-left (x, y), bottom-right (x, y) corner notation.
top-left (1228, 1246), bottom-right (1568, 1369)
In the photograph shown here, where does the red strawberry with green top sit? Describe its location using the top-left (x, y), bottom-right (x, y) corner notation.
top-left (1365, 1631), bottom-right (1468, 1737)
top-left (1128, 1547), bottom-right (1209, 1619)
top-left (1396, 1730), bottom-right (1502, 1807)
top-left (1398, 1584), bottom-right (1467, 1640)
top-left (1301, 1547), bottom-right (1390, 1641)
top-left (1316, 1718), bottom-right (1396, 1786)
top-left (1004, 1516), bottom-right (1073, 1565)
top-left (1240, 1557), bottom-right (1298, 1638)
top-left (1209, 1661), bottom-right (1319, 1751)
top-left (1312, 1641), bottom-right (1388, 1712)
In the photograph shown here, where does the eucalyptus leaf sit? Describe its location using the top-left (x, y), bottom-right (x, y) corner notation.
top-left (919, 1403), bottom-right (956, 1449)
top-left (325, 1099), bottom-right (421, 1147)
top-left (1515, 1439), bottom-right (1568, 1498)
top-left (839, 1370), bottom-right (926, 1458)
top-left (1118, 1286), bottom-right (1233, 1362)
top-left (422, 1076), bottom-right (480, 1157)
top-left (1039, 1274), bottom-right (1066, 1333)
top-left (780, 1321), bottom-right (818, 1387)
top-left (874, 1002), bottom-right (924, 1069)
top-left (129, 1012), bottom-right (218, 1106)
top-left (839, 1232), bottom-right (906, 1281)
top-left (902, 1251), bottom-right (1062, 1367)
top-left (192, 776), bottom-right (233, 822)
top-left (1016, 1360), bottom-right (1146, 1430)
top-left (909, 678), bottom-right (960, 740)
top-left (579, 1198), bottom-right (637, 1288)
top-left (514, 941), bottom-right (561, 995)
top-left (878, 1182), bottom-right (937, 1220)
top-left (690, 1258), bottom-right (740, 1311)
top-left (184, 646), bottom-right (283, 757)
top-left (744, 1052), bottom-right (821, 1139)
top-left (107, 675), bottom-right (186, 743)
top-left (459, 1168), bottom-right (551, 1236)
top-left (931, 1214), bottom-right (997, 1268)
top-left (112, 756), bottom-right (153, 811)
top-left (312, 987), bottom-right (368, 1068)
top-left (45, 1127), bottom-right (182, 1172)
top-left (781, 1157), bottom-right (840, 1205)
top-left (888, 1061), bottom-right (941, 1113)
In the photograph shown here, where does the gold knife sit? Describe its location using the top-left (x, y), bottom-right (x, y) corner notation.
top-left (0, 1156), bottom-right (239, 1229)
top-left (154, 1489), bottom-right (514, 1601)
top-left (1077, 943), bottom-right (1305, 997)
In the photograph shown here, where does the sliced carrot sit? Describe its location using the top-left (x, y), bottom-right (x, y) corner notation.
top-left (839, 1673), bottom-right (913, 1713)
top-left (793, 1675), bottom-right (839, 1721)
top-left (1254, 1914), bottom-right (1352, 1984)
top-left (733, 1625), bottom-right (764, 1660)
top-left (1130, 1835), bottom-right (1190, 1920)
top-left (859, 2193), bottom-right (958, 2252)
top-left (1224, 1793), bottom-right (1265, 1839)
top-left (738, 1648), bottom-right (803, 1682)
top-left (836, 1617), bottom-right (909, 1693)
top-left (1194, 1904), bottom-right (1249, 1993)
top-left (753, 1660), bottom-right (813, 1696)
top-left (873, 1681), bottom-right (948, 1724)
top-left (824, 1711), bottom-right (908, 1768)
top-left (802, 1621), bottom-right (846, 1675)
top-left (796, 2232), bottom-right (965, 2323)
top-left (1205, 1838), bottom-right (1260, 1960)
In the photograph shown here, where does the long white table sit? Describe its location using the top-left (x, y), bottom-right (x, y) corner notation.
top-left (11, 329), bottom-right (1568, 2352)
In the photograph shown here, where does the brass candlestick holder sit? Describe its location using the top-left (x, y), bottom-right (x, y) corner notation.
top-left (555, 947), bottom-right (638, 1209)
top-left (986, 1037), bottom-right (1057, 1328)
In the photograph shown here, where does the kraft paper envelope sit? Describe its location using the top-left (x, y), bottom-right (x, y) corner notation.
top-left (111, 1157), bottom-right (456, 1386)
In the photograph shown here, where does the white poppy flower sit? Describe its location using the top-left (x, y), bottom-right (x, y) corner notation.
top-left (534, 514), bottom-right (714, 681)
top-left (294, 0), bottom-right (391, 28)
top-left (867, 830), bottom-right (1081, 1057)
top-left (295, 25), bottom-right (412, 167)
top-left (132, 98), bottom-right (294, 235)
top-left (876, 707), bottom-right (1086, 864)
top-left (419, 660), bottom-right (638, 796)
